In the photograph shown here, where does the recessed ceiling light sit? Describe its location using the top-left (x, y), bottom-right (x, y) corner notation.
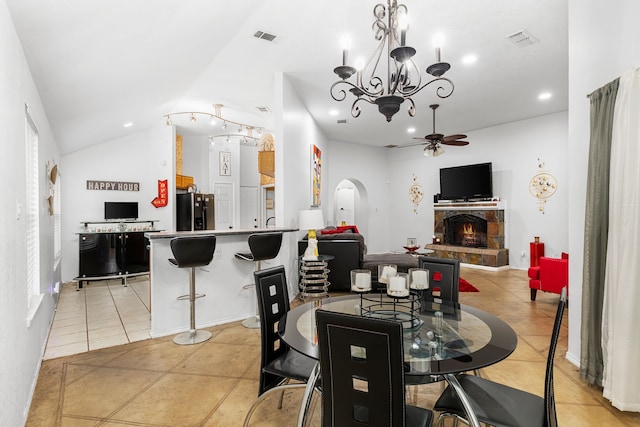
top-left (329, 109), bottom-right (339, 116)
top-left (462, 54), bottom-right (478, 65)
top-left (538, 92), bottom-right (552, 100)
top-left (407, 127), bottom-right (416, 133)
top-left (123, 122), bottom-right (133, 128)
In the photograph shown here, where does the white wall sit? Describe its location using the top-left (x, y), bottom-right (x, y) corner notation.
top-left (325, 140), bottom-right (392, 253)
top-left (61, 125), bottom-right (174, 282)
top-left (567, 0), bottom-right (640, 364)
top-left (276, 73), bottom-right (331, 294)
top-left (0, 1), bottom-right (60, 424)
top-left (384, 112), bottom-right (569, 269)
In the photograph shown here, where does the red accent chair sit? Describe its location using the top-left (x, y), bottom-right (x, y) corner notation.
top-left (528, 253), bottom-right (568, 301)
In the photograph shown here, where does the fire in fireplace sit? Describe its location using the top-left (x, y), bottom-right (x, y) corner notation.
top-left (444, 214), bottom-right (488, 248)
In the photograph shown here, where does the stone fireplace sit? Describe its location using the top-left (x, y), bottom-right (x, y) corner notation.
top-left (425, 202), bottom-right (509, 268)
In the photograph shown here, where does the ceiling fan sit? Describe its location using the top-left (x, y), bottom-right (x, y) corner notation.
top-left (404, 104), bottom-right (469, 156)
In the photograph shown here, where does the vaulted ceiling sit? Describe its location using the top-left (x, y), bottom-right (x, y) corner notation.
top-left (6, 0), bottom-right (568, 155)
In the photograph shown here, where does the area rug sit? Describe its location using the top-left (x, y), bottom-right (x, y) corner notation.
top-left (459, 277), bottom-right (479, 292)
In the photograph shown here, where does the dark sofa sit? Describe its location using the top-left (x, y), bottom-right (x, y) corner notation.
top-left (298, 232), bottom-right (419, 291)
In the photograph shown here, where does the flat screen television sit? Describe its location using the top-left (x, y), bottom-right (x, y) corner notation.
top-left (104, 202), bottom-right (138, 220)
top-left (439, 162), bottom-right (493, 201)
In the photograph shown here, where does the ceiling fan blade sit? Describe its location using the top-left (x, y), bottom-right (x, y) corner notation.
top-left (442, 140), bottom-right (470, 146)
top-left (443, 134), bottom-right (467, 142)
top-left (396, 141), bottom-right (430, 148)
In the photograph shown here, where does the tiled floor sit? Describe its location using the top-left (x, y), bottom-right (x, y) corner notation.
top-left (29, 268), bottom-right (640, 426)
top-left (44, 276), bottom-right (151, 360)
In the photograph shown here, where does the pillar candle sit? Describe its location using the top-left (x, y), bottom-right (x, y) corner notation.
top-left (380, 266), bottom-right (397, 284)
top-left (411, 270), bottom-right (428, 288)
top-left (389, 275), bottom-right (405, 292)
top-left (355, 272), bottom-right (370, 289)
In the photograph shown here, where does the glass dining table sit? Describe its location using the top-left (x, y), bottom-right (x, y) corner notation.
top-left (279, 292), bottom-right (518, 427)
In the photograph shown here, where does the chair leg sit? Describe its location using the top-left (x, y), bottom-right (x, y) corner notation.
top-left (530, 288), bottom-right (537, 301)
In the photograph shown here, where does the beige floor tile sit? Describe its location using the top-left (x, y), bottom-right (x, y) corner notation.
top-left (62, 366), bottom-right (163, 419)
top-left (175, 342), bottom-right (260, 378)
top-left (125, 330), bottom-right (151, 342)
top-left (46, 331), bottom-right (88, 347)
top-left (89, 335), bottom-right (129, 351)
top-left (44, 342), bottom-right (89, 360)
top-left (111, 373), bottom-right (235, 425)
top-left (50, 322), bottom-right (87, 337)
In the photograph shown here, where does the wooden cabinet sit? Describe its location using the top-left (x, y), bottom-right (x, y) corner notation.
top-left (176, 174), bottom-right (194, 189)
top-left (258, 151), bottom-right (275, 177)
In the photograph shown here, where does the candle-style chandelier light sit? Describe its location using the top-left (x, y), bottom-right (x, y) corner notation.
top-left (330, 0), bottom-right (454, 122)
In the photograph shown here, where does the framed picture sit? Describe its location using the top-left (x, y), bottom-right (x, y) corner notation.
top-left (219, 151), bottom-right (231, 176)
top-left (311, 144), bottom-right (322, 206)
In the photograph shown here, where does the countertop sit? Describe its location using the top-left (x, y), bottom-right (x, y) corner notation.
top-left (145, 227), bottom-right (298, 240)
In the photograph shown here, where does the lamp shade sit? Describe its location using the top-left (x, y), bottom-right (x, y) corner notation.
top-left (299, 209), bottom-right (324, 230)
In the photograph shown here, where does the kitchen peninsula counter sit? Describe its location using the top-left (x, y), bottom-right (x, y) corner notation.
top-left (146, 228), bottom-right (298, 337)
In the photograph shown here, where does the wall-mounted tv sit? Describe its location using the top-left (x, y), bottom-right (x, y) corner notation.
top-left (439, 162), bottom-right (493, 201)
top-left (104, 202), bottom-right (138, 220)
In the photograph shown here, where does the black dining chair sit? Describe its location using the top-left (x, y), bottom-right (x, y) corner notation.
top-left (417, 256), bottom-right (460, 303)
top-left (315, 310), bottom-right (434, 427)
top-left (242, 265), bottom-right (318, 427)
top-left (433, 287), bottom-right (567, 427)
top-left (235, 232), bottom-right (283, 329)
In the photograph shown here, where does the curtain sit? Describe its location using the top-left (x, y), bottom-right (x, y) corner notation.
top-left (602, 68), bottom-right (640, 411)
top-left (580, 78), bottom-right (618, 386)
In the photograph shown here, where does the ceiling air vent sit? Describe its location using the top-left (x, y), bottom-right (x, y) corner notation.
top-left (254, 30), bottom-right (277, 42)
top-left (337, 119), bottom-right (348, 124)
top-left (256, 106), bottom-right (271, 113)
top-left (505, 29), bottom-right (539, 47)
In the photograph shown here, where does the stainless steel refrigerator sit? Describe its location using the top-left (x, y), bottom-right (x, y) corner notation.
top-left (176, 193), bottom-right (215, 231)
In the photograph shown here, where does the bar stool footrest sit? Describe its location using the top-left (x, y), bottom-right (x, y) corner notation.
top-left (176, 293), bottom-right (206, 301)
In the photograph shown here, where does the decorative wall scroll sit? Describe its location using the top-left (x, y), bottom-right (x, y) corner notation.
top-left (86, 180), bottom-right (140, 191)
top-left (408, 174), bottom-right (424, 214)
top-left (529, 159), bottom-right (557, 213)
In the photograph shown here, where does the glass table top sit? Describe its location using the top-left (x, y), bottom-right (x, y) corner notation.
top-left (280, 293), bottom-right (517, 378)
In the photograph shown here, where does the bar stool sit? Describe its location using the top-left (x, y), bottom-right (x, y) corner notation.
top-left (169, 236), bottom-right (216, 345)
top-left (235, 232), bottom-right (283, 329)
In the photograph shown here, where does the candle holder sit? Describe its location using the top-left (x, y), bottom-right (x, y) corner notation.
top-left (351, 269), bottom-right (372, 292)
top-left (387, 272), bottom-right (409, 298)
top-left (408, 268), bottom-right (429, 290)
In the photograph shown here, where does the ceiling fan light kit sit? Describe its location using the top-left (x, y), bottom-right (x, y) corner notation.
top-left (330, 0), bottom-right (454, 122)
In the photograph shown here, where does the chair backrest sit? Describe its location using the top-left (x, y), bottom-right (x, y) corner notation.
top-left (254, 265), bottom-right (291, 395)
top-left (418, 256), bottom-right (460, 303)
top-left (544, 287), bottom-right (567, 427)
top-left (248, 232), bottom-right (283, 262)
top-left (315, 310), bottom-right (407, 427)
top-left (169, 236), bottom-right (216, 268)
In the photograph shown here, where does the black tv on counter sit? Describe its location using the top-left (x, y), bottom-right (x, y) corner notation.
top-left (439, 162), bottom-right (493, 201)
top-left (104, 202), bottom-right (138, 220)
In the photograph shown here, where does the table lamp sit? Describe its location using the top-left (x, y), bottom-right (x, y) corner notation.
top-left (299, 209), bottom-right (324, 260)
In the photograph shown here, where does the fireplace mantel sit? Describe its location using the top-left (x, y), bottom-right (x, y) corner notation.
top-left (434, 201), bottom-right (506, 211)
top-left (426, 201), bottom-right (509, 268)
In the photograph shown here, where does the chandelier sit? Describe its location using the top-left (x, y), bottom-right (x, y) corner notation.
top-left (330, 0), bottom-right (454, 122)
top-left (164, 104), bottom-right (263, 144)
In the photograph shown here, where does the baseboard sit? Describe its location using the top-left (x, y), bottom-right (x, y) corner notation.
top-left (460, 263), bottom-right (511, 272)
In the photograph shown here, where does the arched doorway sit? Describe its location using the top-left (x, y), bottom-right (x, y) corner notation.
top-left (333, 178), bottom-right (369, 238)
